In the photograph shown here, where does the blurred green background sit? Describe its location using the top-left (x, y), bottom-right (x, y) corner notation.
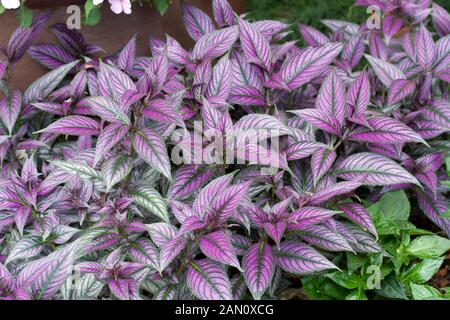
top-left (246, 0), bottom-right (450, 35)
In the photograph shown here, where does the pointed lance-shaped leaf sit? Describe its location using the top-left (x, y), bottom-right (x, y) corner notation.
top-left (36, 115), bottom-right (101, 136)
top-left (316, 70), bottom-right (346, 125)
top-left (83, 96), bottom-right (130, 124)
top-left (280, 42), bottom-right (343, 90)
top-left (182, 1), bottom-right (216, 41)
top-left (311, 148), bottom-right (336, 186)
top-left (422, 99), bottom-right (450, 130)
top-left (117, 35), bottom-right (136, 72)
top-left (24, 60), bottom-right (79, 104)
top-left (94, 123), bottom-right (129, 166)
top-left (168, 165), bottom-right (215, 200)
top-left (387, 79), bottom-right (416, 106)
top-left (199, 230), bottom-right (241, 270)
top-left (337, 202), bottom-right (377, 237)
top-left (129, 238), bottom-right (160, 271)
top-left (298, 24), bottom-right (329, 47)
top-left (275, 241), bottom-right (337, 274)
top-left (298, 225), bottom-right (353, 252)
top-left (212, 0), bottom-right (234, 27)
top-left (145, 223), bottom-right (178, 248)
top-left (335, 152), bottom-right (420, 186)
top-left (101, 155), bottom-right (132, 191)
top-left (364, 54), bottom-right (405, 87)
top-left (0, 90), bottom-right (21, 134)
top-left (432, 3), bottom-right (450, 37)
top-left (192, 26), bottom-right (239, 61)
top-left (347, 71), bottom-right (370, 115)
top-left (159, 236), bottom-right (187, 272)
top-left (187, 259), bottom-right (233, 300)
top-left (243, 241), bottom-right (275, 300)
top-left (131, 186), bottom-right (169, 223)
top-left (289, 109), bottom-right (341, 136)
top-left (238, 18), bottom-right (272, 70)
top-left (98, 62), bottom-right (136, 103)
top-left (289, 207), bottom-right (339, 230)
top-left (28, 44), bottom-right (75, 70)
top-left (347, 116), bottom-right (427, 145)
top-left (416, 24), bottom-right (435, 72)
top-left (132, 128), bottom-right (171, 181)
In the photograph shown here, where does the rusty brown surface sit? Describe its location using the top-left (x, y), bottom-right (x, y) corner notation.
top-left (0, 0), bottom-right (246, 92)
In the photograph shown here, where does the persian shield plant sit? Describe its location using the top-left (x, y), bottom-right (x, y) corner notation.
top-left (0, 0), bottom-right (449, 300)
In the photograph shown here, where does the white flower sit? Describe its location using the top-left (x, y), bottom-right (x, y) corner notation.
top-left (109, 0), bottom-right (132, 15)
top-left (1, 0), bottom-right (20, 9)
top-left (93, 0), bottom-right (104, 5)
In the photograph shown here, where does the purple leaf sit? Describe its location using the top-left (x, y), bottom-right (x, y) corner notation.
top-left (182, 1), bottom-right (216, 41)
top-left (307, 180), bottom-right (362, 205)
top-left (168, 165), bottom-right (215, 200)
top-left (0, 90), bottom-right (21, 134)
top-left (132, 128), bottom-right (171, 181)
top-left (98, 62), bottom-right (136, 103)
top-left (117, 35), bottom-right (136, 72)
top-left (199, 230), bottom-right (241, 270)
top-left (387, 79), bottom-right (416, 105)
top-left (289, 207), bottom-right (339, 229)
top-left (347, 116), bottom-right (427, 145)
top-left (347, 71), bottom-right (370, 115)
top-left (311, 148), bottom-right (336, 186)
top-left (24, 60), bottom-right (79, 104)
top-left (192, 26), bottom-right (239, 61)
top-left (416, 25), bottom-right (435, 72)
top-left (228, 86), bottom-right (266, 106)
top-left (159, 236), bottom-right (187, 271)
top-left (286, 141), bottom-right (326, 161)
top-left (94, 123), bottom-right (129, 166)
top-left (280, 42), bottom-right (343, 90)
top-left (142, 98), bottom-right (184, 127)
top-left (342, 36), bottom-right (365, 68)
top-left (275, 241), bottom-right (337, 274)
top-left (83, 96), bottom-right (130, 124)
top-left (298, 24), bottom-right (329, 47)
top-left (299, 225), bottom-right (353, 252)
top-left (263, 222), bottom-right (286, 247)
top-left (129, 238), bottom-right (160, 271)
top-left (243, 241), bottom-right (275, 300)
top-left (238, 18), bottom-right (272, 70)
top-left (432, 3), bottom-right (450, 37)
top-left (335, 152), bottom-right (420, 186)
top-left (417, 191), bottom-right (450, 237)
top-left (337, 203), bottom-right (377, 237)
top-left (422, 99), bottom-right (450, 129)
top-left (187, 259), bottom-right (233, 300)
top-left (316, 70), bottom-right (346, 125)
top-left (206, 55), bottom-right (232, 101)
top-left (289, 109), bottom-right (341, 136)
top-left (37, 115), bottom-right (100, 136)
top-left (145, 223), bottom-right (178, 248)
top-left (364, 54), bottom-right (405, 87)
top-left (28, 44), bottom-right (76, 70)
top-left (212, 0), bottom-right (235, 27)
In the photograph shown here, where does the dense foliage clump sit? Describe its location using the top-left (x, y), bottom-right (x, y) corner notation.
top-left (0, 0), bottom-right (449, 300)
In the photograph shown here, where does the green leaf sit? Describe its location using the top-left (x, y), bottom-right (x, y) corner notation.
top-left (301, 276), bottom-right (348, 300)
top-left (401, 258), bottom-right (444, 284)
top-left (410, 283), bottom-right (443, 300)
top-left (375, 273), bottom-right (408, 299)
top-left (345, 289), bottom-right (367, 300)
top-left (346, 252), bottom-right (367, 271)
top-left (406, 235), bottom-right (450, 259)
top-left (326, 271), bottom-right (362, 289)
top-left (153, 0), bottom-right (170, 16)
top-left (0, 4), bottom-right (6, 14)
top-left (18, 5), bottom-right (33, 28)
top-left (84, 0), bottom-right (102, 26)
top-left (445, 156), bottom-right (450, 176)
top-left (367, 191), bottom-right (410, 235)
top-left (131, 186), bottom-right (169, 223)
